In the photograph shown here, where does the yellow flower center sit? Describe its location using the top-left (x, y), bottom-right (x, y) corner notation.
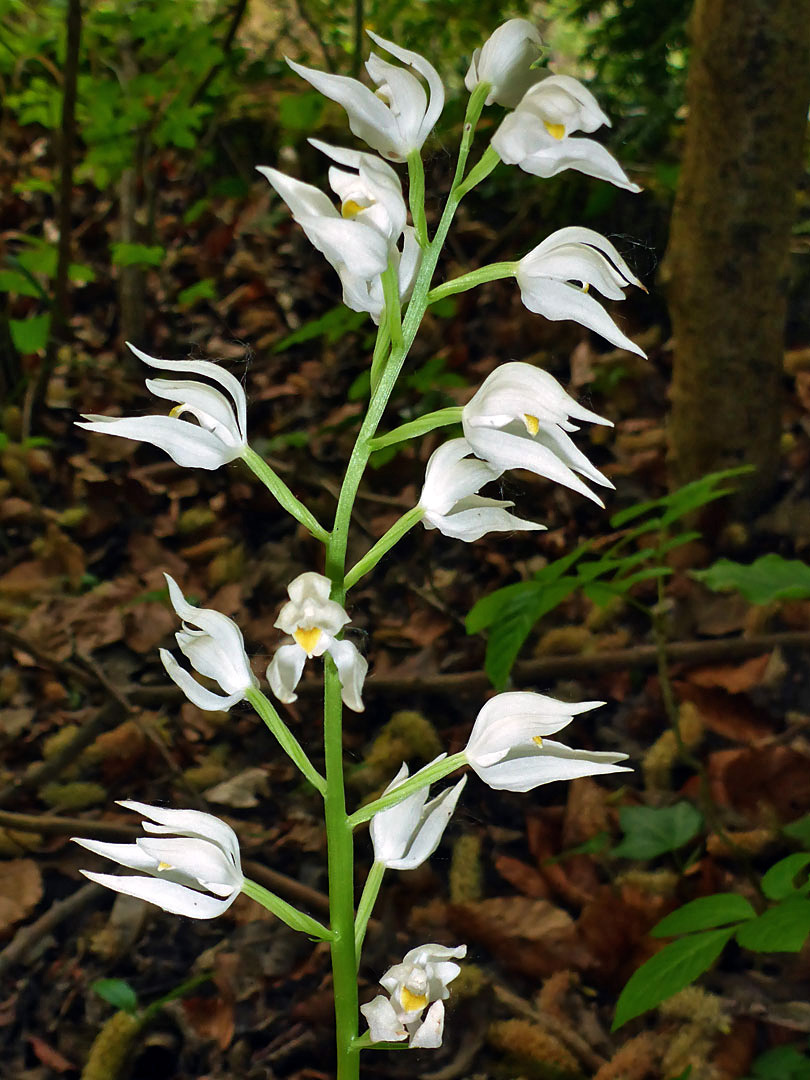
top-left (169, 404), bottom-right (187, 418)
top-left (523, 414), bottom-right (540, 436)
top-left (544, 122), bottom-right (566, 140)
top-left (400, 987), bottom-right (428, 1012)
top-left (294, 626), bottom-right (322, 655)
top-left (375, 86), bottom-right (392, 106)
top-left (157, 861), bottom-right (173, 871)
top-left (532, 736), bottom-right (544, 747)
top-left (341, 199), bottom-right (365, 219)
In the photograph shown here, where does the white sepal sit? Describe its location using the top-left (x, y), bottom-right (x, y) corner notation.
top-left (288, 32), bottom-right (444, 162)
top-left (419, 438), bottom-right (545, 542)
top-left (464, 692), bottom-right (630, 792)
top-left (72, 801), bottom-right (243, 920)
top-left (160, 574), bottom-right (258, 712)
top-left (76, 343), bottom-right (247, 470)
top-left (465, 19), bottom-right (544, 107)
top-left (371, 761), bottom-right (466, 870)
top-left (462, 361), bottom-right (614, 506)
top-left (491, 74), bottom-right (641, 192)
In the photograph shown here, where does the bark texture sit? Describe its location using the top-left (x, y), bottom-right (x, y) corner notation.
top-left (665, 0), bottom-right (810, 511)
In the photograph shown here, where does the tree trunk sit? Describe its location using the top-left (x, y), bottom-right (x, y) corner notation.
top-left (665, 0), bottom-right (810, 513)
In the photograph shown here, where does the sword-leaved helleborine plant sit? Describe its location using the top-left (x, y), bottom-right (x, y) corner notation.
top-left (74, 18), bottom-right (643, 1079)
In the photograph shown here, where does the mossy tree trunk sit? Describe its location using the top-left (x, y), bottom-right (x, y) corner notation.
top-left (665, 0), bottom-right (810, 512)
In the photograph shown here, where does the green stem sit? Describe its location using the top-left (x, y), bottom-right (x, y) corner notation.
top-left (354, 859), bottom-right (385, 959)
top-left (322, 654), bottom-right (360, 1080)
top-left (347, 752), bottom-right (468, 827)
top-left (369, 406), bottom-right (463, 451)
top-left (241, 446), bottom-right (330, 543)
top-left (456, 143), bottom-right (500, 199)
top-left (245, 687), bottom-right (326, 796)
top-left (344, 505), bottom-right (424, 591)
top-left (242, 877), bottom-right (333, 940)
top-left (407, 150), bottom-right (428, 246)
top-left (453, 81), bottom-right (491, 188)
top-left (427, 261), bottom-right (516, 306)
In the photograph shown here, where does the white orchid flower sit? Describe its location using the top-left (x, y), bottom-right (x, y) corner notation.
top-left (73, 800), bottom-right (243, 919)
top-left (465, 19), bottom-right (544, 108)
top-left (76, 342), bottom-right (248, 470)
top-left (419, 438), bottom-right (545, 542)
top-left (491, 74), bottom-right (641, 191)
top-left (464, 691), bottom-right (630, 792)
top-left (160, 574), bottom-right (258, 712)
top-left (361, 943), bottom-right (466, 1048)
top-left (462, 361), bottom-right (614, 507)
top-left (287, 32), bottom-right (444, 162)
top-left (371, 761), bottom-right (466, 870)
top-left (258, 143), bottom-right (419, 323)
top-left (266, 572), bottom-right (367, 712)
top-left (516, 226), bottom-right (645, 356)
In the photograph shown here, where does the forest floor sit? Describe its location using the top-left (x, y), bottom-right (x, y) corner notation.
top-left (4, 119), bottom-right (810, 1080)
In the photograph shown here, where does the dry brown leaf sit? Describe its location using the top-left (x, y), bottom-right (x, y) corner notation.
top-left (677, 685), bottom-right (774, 744)
top-left (708, 745), bottom-right (810, 819)
top-left (27, 1035), bottom-right (74, 1073)
top-left (0, 858), bottom-right (43, 932)
top-left (205, 767), bottom-right (269, 809)
top-left (493, 854), bottom-right (550, 898)
top-left (687, 653), bottom-right (771, 694)
top-left (448, 896), bottom-right (593, 978)
top-left (181, 995), bottom-right (235, 1050)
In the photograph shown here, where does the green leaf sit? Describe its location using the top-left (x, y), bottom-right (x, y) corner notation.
top-left (747, 1044), bottom-right (810, 1079)
top-left (110, 243), bottom-right (165, 268)
top-left (0, 269), bottom-right (41, 297)
top-left (692, 554), bottom-right (810, 605)
top-left (277, 91), bottom-right (324, 133)
top-left (177, 279), bottom-right (216, 307)
top-left (370, 407), bottom-right (463, 450)
top-left (274, 305), bottom-right (366, 351)
top-left (9, 313), bottom-right (50, 353)
top-left (483, 578), bottom-right (579, 689)
top-left (652, 894), bottom-right (756, 937)
top-left (68, 261), bottom-right (95, 284)
top-left (91, 978), bottom-right (139, 1014)
top-left (761, 854), bottom-right (810, 901)
top-left (613, 802), bottom-right (704, 860)
top-left (784, 815), bottom-right (810, 848)
top-left (735, 899), bottom-right (810, 953)
top-left (613, 927), bottom-right (735, 1029)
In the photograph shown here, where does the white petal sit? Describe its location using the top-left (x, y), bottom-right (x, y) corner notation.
top-left (517, 275), bottom-right (644, 356)
top-left (465, 426), bottom-right (607, 505)
top-left (144, 379), bottom-right (243, 446)
top-left (117, 801), bottom-right (242, 867)
top-left (366, 31), bottom-right (445, 148)
top-left (425, 496), bottom-right (545, 543)
top-left (524, 226), bottom-right (643, 289)
top-left (514, 133), bottom-right (641, 192)
top-left (266, 643), bottom-right (308, 703)
top-left (361, 995), bottom-right (408, 1043)
top-left (136, 836), bottom-right (240, 894)
top-left (408, 1000), bottom-right (445, 1049)
top-left (80, 870), bottom-right (236, 919)
top-left (386, 777), bottom-right (467, 871)
top-left (297, 214), bottom-right (391, 279)
top-left (466, 692), bottom-right (604, 767)
top-left (328, 637), bottom-right (368, 712)
top-left (72, 837), bottom-right (156, 872)
top-left (288, 571), bottom-right (333, 604)
top-left (76, 414), bottom-right (237, 469)
top-left (472, 740), bottom-right (630, 791)
top-left (160, 649), bottom-right (244, 711)
top-left (126, 343), bottom-right (247, 442)
top-left (371, 765), bottom-right (428, 865)
top-left (419, 438), bottom-right (502, 515)
top-left (465, 19), bottom-right (544, 108)
top-left (257, 165), bottom-right (339, 221)
top-left (286, 58), bottom-right (403, 159)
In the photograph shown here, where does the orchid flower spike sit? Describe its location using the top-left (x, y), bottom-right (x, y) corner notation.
top-left (73, 800), bottom-right (243, 918)
top-left (462, 361), bottom-right (614, 507)
top-left (361, 943), bottom-right (466, 1048)
top-left (266, 572), bottom-right (367, 712)
top-left (516, 226), bottom-right (646, 357)
top-left (418, 438), bottom-right (545, 542)
top-left (491, 73), bottom-right (641, 191)
top-left (465, 19), bottom-right (544, 108)
top-left (76, 343), bottom-right (248, 469)
top-left (371, 761), bottom-right (466, 870)
top-left (463, 691), bottom-right (630, 792)
top-left (258, 142), bottom-right (420, 323)
top-left (160, 574), bottom-right (258, 712)
top-left (287, 32), bottom-right (444, 162)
